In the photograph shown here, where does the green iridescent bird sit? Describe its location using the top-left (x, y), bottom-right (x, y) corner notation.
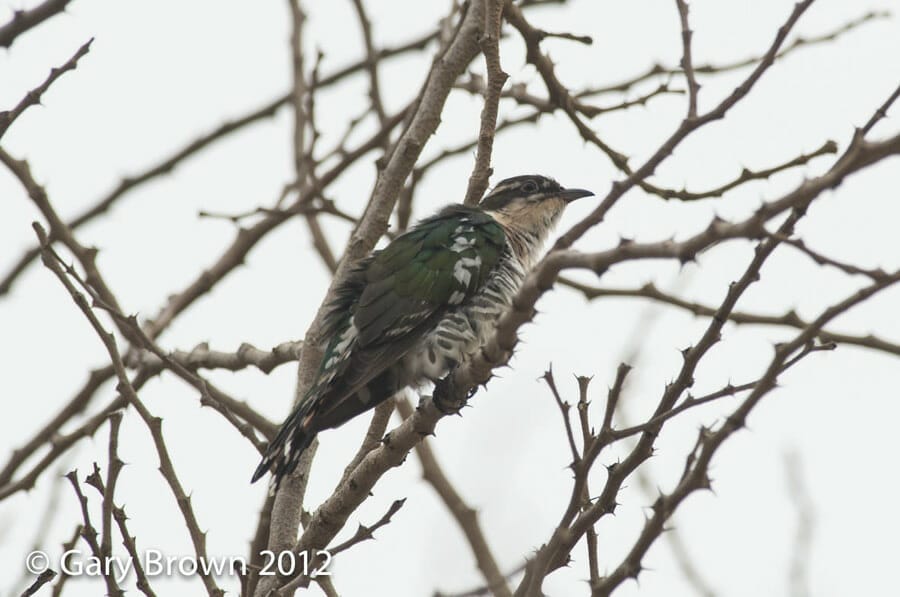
top-left (253, 175), bottom-right (592, 490)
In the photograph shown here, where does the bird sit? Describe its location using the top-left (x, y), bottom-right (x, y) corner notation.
top-left (252, 174), bottom-right (593, 491)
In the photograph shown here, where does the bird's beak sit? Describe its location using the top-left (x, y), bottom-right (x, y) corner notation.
top-left (559, 188), bottom-right (594, 203)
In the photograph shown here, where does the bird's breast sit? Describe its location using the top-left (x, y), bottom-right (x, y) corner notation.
top-left (400, 252), bottom-right (527, 384)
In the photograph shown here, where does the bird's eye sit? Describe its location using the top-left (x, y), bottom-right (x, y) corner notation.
top-left (522, 180), bottom-right (539, 193)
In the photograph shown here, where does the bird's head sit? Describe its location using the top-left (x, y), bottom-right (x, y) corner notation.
top-left (479, 174), bottom-right (593, 238)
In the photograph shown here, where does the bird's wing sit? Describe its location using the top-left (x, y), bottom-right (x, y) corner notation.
top-left (310, 205), bottom-right (507, 421)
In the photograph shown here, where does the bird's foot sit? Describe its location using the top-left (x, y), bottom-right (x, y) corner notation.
top-left (432, 370), bottom-right (474, 415)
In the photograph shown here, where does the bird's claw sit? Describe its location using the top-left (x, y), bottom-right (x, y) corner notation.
top-left (432, 373), bottom-right (472, 415)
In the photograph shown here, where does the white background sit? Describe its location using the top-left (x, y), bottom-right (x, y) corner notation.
top-left (2, 1), bottom-right (899, 595)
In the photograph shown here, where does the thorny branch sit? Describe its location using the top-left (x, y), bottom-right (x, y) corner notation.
top-left (560, 278), bottom-right (900, 357)
top-left (0, 30), bottom-right (436, 296)
top-left (34, 222), bottom-right (226, 597)
top-left (0, 0), bottom-right (73, 48)
top-left (0, 38), bottom-right (92, 139)
top-left (463, 0), bottom-right (508, 205)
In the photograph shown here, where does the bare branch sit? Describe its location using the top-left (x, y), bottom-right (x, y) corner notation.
top-left (144, 107), bottom-right (406, 341)
top-left (579, 10), bottom-right (888, 98)
top-left (350, 0), bottom-right (389, 127)
top-left (131, 340), bottom-right (303, 375)
top-left (674, 0), bottom-right (699, 118)
top-left (0, 393), bottom-right (129, 500)
top-left (560, 279), bottom-right (900, 358)
top-left (338, 402), bottom-right (395, 488)
top-left (327, 498), bottom-right (406, 556)
top-left (112, 505), bottom-right (158, 597)
top-left (34, 222), bottom-right (225, 597)
top-left (542, 368), bottom-right (579, 464)
top-left (651, 140), bottom-right (836, 202)
top-left (65, 471), bottom-right (123, 596)
top-left (861, 81), bottom-right (900, 136)
top-left (772, 233), bottom-right (891, 280)
top-left (591, 270), bottom-right (900, 596)
top-left (463, 0), bottom-right (508, 205)
top-left (20, 570), bottom-right (57, 597)
top-left (0, 31), bottom-right (435, 297)
top-left (554, 0), bottom-right (818, 247)
top-left (0, 0), bottom-right (73, 48)
top-left (0, 365), bottom-right (113, 487)
top-left (0, 38), bottom-right (92, 138)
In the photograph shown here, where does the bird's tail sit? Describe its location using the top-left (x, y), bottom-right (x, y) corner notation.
top-left (251, 399), bottom-right (317, 494)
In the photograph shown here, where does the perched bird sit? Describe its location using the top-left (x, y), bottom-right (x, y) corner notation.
top-left (252, 174), bottom-right (592, 490)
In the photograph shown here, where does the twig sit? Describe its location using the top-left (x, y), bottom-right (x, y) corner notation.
top-left (143, 107), bottom-right (406, 341)
top-left (455, 75), bottom-right (680, 118)
top-left (0, 31), bottom-right (435, 297)
top-left (574, 376), bottom-right (600, 588)
top-left (0, 0), bottom-right (73, 48)
top-left (9, 461), bottom-right (70, 595)
top-left (859, 80), bottom-right (900, 137)
top-left (650, 140), bottom-right (837, 202)
top-left (0, 38), bottom-right (92, 138)
top-left (338, 402), bottom-right (395, 488)
top-left (578, 10), bottom-right (889, 98)
top-left (542, 368), bottom-right (579, 463)
top-left (112, 505), bottom-right (158, 597)
top-left (34, 222), bottom-right (225, 597)
top-left (351, 0), bottom-right (389, 127)
top-left (20, 570), bottom-right (57, 597)
top-left (601, 364), bottom-right (630, 434)
top-left (772, 234), bottom-right (890, 280)
top-left (65, 471), bottom-right (124, 596)
top-left (0, 365), bottom-right (112, 487)
top-left (552, 0), bottom-right (818, 246)
top-left (107, 308), bottom-right (275, 447)
top-left (610, 341), bottom-right (835, 443)
top-left (286, 0), bottom-right (339, 274)
top-left (590, 270), bottom-right (900, 596)
top-left (463, 0), bottom-right (508, 205)
top-left (454, 120), bottom-right (900, 440)
top-left (131, 340), bottom-right (303, 374)
top-left (89, 414), bottom-right (124, 571)
top-left (0, 148), bottom-right (125, 317)
top-left (327, 498), bottom-right (406, 556)
top-left (30, 216), bottom-right (276, 448)
top-left (0, 394), bottom-right (128, 500)
top-left (675, 0), bottom-right (700, 118)
top-left (559, 278), bottom-right (900, 358)
top-left (514, 89), bottom-right (900, 591)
